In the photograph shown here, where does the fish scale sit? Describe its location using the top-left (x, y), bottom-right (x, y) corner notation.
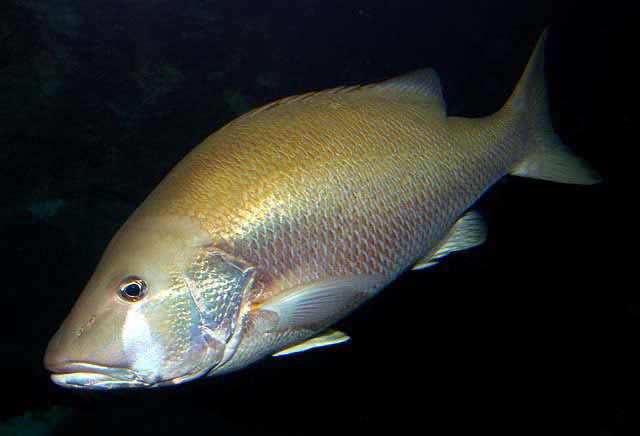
top-left (45, 30), bottom-right (600, 388)
top-left (142, 90), bottom-right (474, 295)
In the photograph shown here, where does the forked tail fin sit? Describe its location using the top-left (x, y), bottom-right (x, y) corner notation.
top-left (506, 28), bottom-right (601, 185)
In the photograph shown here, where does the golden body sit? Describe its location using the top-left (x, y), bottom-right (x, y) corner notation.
top-left (45, 31), bottom-right (599, 387)
top-left (144, 86), bottom-right (519, 295)
top-left (135, 79), bottom-right (523, 372)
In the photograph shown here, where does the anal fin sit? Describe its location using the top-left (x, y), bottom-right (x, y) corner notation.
top-left (272, 329), bottom-right (351, 357)
top-left (412, 211), bottom-right (486, 270)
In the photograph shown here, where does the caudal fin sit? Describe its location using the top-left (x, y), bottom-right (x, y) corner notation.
top-left (507, 28), bottom-right (601, 185)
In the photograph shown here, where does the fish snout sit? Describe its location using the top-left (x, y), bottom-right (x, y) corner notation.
top-left (44, 308), bottom-right (101, 366)
top-left (44, 310), bottom-right (147, 388)
top-left (45, 330), bottom-right (151, 389)
top-left (44, 325), bottom-right (72, 373)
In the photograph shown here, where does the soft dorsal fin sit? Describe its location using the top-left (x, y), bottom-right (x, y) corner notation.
top-left (412, 211), bottom-right (486, 270)
top-left (272, 329), bottom-right (351, 357)
top-left (373, 68), bottom-right (446, 109)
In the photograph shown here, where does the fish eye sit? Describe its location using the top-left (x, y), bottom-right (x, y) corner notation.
top-left (117, 276), bottom-right (148, 302)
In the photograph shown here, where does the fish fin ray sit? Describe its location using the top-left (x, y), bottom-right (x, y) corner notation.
top-left (373, 68), bottom-right (446, 109)
top-left (219, 69), bottom-right (445, 132)
top-left (217, 86), bottom-right (363, 131)
top-left (507, 28), bottom-right (601, 185)
top-left (272, 329), bottom-right (351, 357)
top-left (412, 211), bottom-right (486, 270)
top-left (254, 275), bottom-right (385, 331)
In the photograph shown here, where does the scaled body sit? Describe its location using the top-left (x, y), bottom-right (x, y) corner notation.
top-left (44, 30), bottom-right (599, 388)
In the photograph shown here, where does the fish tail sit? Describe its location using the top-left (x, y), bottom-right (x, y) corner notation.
top-left (506, 28), bottom-right (601, 185)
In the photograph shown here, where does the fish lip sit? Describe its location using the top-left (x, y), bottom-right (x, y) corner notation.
top-left (48, 361), bottom-right (151, 389)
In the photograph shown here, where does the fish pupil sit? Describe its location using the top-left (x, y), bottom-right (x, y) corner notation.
top-left (123, 283), bottom-right (141, 297)
top-left (118, 276), bottom-right (147, 302)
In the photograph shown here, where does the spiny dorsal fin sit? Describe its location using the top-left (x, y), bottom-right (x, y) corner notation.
top-left (412, 211), bottom-right (486, 270)
top-left (219, 68), bottom-right (445, 133)
top-left (221, 85), bottom-right (363, 130)
top-left (272, 329), bottom-right (351, 357)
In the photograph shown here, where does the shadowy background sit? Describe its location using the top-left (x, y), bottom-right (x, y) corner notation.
top-left (0, 1), bottom-right (633, 435)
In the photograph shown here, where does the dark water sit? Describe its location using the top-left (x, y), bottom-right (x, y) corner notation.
top-left (0, 1), bottom-right (632, 435)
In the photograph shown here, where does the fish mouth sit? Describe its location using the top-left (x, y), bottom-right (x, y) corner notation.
top-left (48, 362), bottom-right (151, 389)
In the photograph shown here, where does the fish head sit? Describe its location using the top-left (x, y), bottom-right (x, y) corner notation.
top-left (44, 214), bottom-right (255, 389)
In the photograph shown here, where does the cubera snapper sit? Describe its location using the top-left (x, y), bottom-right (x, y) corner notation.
top-left (44, 29), bottom-right (599, 389)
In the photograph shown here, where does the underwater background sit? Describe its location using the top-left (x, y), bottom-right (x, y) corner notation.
top-left (0, 0), bottom-right (632, 435)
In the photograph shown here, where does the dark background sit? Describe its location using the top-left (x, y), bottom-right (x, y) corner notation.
top-left (0, 1), bottom-right (633, 435)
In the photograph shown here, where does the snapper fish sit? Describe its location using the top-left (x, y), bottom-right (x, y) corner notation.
top-left (44, 29), bottom-right (599, 389)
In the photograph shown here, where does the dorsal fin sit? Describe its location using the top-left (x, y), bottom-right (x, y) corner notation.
top-left (221, 85), bottom-right (361, 127)
top-left (373, 68), bottom-right (445, 109)
top-left (218, 68), bottom-right (445, 133)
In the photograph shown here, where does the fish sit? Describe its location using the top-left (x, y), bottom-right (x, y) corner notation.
top-left (44, 29), bottom-right (600, 389)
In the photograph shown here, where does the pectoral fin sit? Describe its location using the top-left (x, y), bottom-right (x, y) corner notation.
top-left (254, 275), bottom-right (385, 332)
top-left (272, 329), bottom-right (351, 357)
top-left (413, 211), bottom-right (486, 270)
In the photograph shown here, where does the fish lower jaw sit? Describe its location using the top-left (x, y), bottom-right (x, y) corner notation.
top-left (51, 372), bottom-right (149, 389)
top-left (48, 362), bottom-right (151, 389)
